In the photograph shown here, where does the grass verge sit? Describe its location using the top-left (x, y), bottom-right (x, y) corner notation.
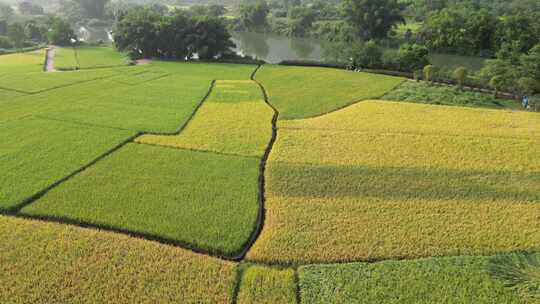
top-left (299, 255), bottom-right (536, 304)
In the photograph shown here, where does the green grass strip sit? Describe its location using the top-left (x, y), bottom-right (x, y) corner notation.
top-left (299, 255), bottom-right (538, 303)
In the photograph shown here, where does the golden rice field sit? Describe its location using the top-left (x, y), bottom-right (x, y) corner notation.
top-left (248, 101), bottom-right (540, 264)
top-left (237, 265), bottom-right (297, 304)
top-left (0, 216), bottom-right (236, 304)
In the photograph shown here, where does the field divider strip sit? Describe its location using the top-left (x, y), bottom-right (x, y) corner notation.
top-left (132, 141), bottom-right (260, 160)
top-left (228, 64), bottom-right (280, 261)
top-left (294, 267), bottom-right (302, 304)
top-left (35, 115), bottom-right (134, 132)
top-left (231, 264), bottom-right (246, 304)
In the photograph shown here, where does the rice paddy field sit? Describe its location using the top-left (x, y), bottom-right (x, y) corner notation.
top-left (1, 49), bottom-right (538, 303)
top-left (54, 46), bottom-right (129, 70)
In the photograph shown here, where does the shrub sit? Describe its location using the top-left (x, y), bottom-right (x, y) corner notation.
top-left (395, 43), bottom-right (430, 72)
top-left (453, 67), bottom-right (468, 89)
top-left (423, 65), bottom-right (436, 83)
top-left (489, 75), bottom-right (505, 97)
top-left (352, 40), bottom-right (383, 69)
top-left (517, 77), bottom-right (539, 96)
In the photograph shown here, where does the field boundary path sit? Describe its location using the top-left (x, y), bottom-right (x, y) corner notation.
top-left (44, 46), bottom-right (56, 72)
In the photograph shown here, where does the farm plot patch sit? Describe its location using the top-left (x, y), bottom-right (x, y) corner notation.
top-left (0, 216), bottom-right (237, 304)
top-left (299, 255), bottom-right (536, 304)
top-left (55, 47), bottom-right (129, 70)
top-left (247, 101), bottom-right (540, 264)
top-left (21, 143), bottom-right (260, 256)
top-left (138, 80), bottom-right (274, 157)
top-left (254, 65), bottom-right (404, 119)
top-left (237, 265), bottom-right (297, 304)
top-left (0, 50), bottom-right (44, 77)
top-left (383, 80), bottom-right (521, 109)
top-left (0, 118), bottom-right (134, 210)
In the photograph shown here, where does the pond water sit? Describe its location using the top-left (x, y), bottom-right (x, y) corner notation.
top-left (231, 31), bottom-right (487, 71)
top-left (78, 26), bottom-right (113, 44)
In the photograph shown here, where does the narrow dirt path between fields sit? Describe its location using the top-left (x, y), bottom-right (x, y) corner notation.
top-left (45, 46), bottom-right (56, 72)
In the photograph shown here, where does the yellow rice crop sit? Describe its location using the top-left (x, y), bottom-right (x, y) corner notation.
top-left (247, 101), bottom-right (540, 264)
top-left (0, 216), bottom-right (237, 304)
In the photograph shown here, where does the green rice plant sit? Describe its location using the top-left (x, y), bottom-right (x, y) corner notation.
top-left (299, 256), bottom-right (535, 303)
top-left (247, 101), bottom-right (540, 264)
top-left (0, 118), bottom-right (134, 210)
top-left (137, 80), bottom-right (274, 157)
top-left (55, 46), bottom-right (129, 70)
top-left (237, 265), bottom-right (297, 304)
top-left (488, 253), bottom-right (540, 299)
top-left (383, 81), bottom-right (520, 109)
top-left (0, 215), bottom-right (237, 304)
top-left (21, 144), bottom-right (260, 256)
top-left (0, 49), bottom-right (44, 77)
top-left (254, 65), bottom-right (404, 119)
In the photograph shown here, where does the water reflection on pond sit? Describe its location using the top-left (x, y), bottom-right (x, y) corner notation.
top-left (231, 31), bottom-right (487, 71)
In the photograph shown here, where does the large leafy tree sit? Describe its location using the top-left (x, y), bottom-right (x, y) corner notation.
top-left (342, 0), bottom-right (406, 40)
top-left (240, 0), bottom-right (270, 31)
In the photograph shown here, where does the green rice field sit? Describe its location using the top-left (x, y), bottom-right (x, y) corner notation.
top-left (1, 49), bottom-right (538, 303)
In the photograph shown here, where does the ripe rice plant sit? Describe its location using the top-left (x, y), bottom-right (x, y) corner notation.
top-left (248, 101), bottom-right (540, 264)
top-left (299, 256), bottom-right (534, 303)
top-left (254, 65), bottom-right (404, 119)
top-left (237, 265), bottom-right (297, 304)
top-left (21, 144), bottom-right (260, 256)
top-left (138, 80), bottom-right (274, 157)
top-left (0, 215), bottom-right (237, 304)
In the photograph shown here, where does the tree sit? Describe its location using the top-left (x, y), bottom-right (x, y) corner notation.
top-left (74, 0), bottom-right (110, 19)
top-left (352, 40), bottom-right (383, 69)
top-left (342, 0), bottom-right (405, 40)
top-left (240, 0), bottom-right (270, 31)
top-left (287, 6), bottom-right (316, 36)
top-left (113, 7), bottom-right (161, 58)
top-left (453, 67), bottom-right (467, 90)
top-left (495, 14), bottom-right (538, 53)
top-left (396, 43), bottom-right (430, 72)
top-left (48, 17), bottom-right (77, 46)
top-left (521, 44), bottom-right (540, 81)
top-left (423, 65), bottom-right (436, 83)
top-left (7, 23), bottom-right (25, 49)
top-left (517, 77), bottom-right (539, 96)
top-left (188, 16), bottom-right (235, 60)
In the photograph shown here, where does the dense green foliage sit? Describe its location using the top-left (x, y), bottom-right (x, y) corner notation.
top-left (0, 215), bottom-right (237, 303)
top-left (383, 81), bottom-right (520, 109)
top-left (342, 0), bottom-right (405, 39)
top-left (114, 7), bottom-right (234, 59)
top-left (488, 253), bottom-right (540, 300)
top-left (254, 65), bottom-right (404, 119)
top-left (299, 256), bottom-right (535, 303)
